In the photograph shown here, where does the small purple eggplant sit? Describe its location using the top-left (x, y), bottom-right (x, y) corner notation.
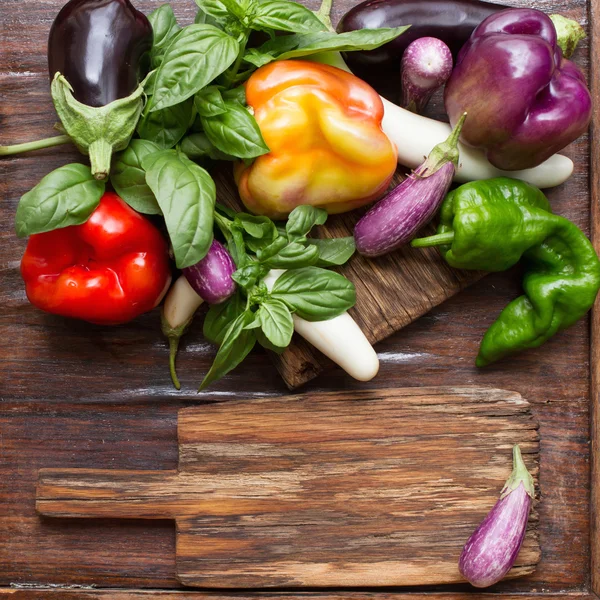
top-left (354, 112), bottom-right (466, 257)
top-left (162, 240), bottom-right (237, 389)
top-left (183, 239), bottom-right (237, 305)
top-left (401, 37), bottom-right (453, 114)
top-left (459, 445), bottom-right (535, 588)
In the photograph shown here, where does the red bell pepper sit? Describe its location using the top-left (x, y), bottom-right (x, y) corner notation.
top-left (21, 192), bottom-right (171, 325)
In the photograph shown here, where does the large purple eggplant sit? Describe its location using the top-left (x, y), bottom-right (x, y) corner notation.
top-left (337, 0), bottom-right (505, 88)
top-left (444, 8), bottom-right (592, 170)
top-left (459, 445), bottom-right (535, 588)
top-left (48, 0), bottom-right (153, 108)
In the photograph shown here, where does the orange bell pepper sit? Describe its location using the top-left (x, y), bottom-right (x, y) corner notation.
top-left (235, 60), bottom-right (397, 219)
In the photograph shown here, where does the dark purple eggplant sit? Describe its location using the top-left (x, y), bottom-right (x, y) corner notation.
top-left (337, 0), bottom-right (506, 89)
top-left (48, 0), bottom-right (153, 108)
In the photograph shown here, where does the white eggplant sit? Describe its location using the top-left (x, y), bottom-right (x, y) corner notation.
top-left (263, 270), bottom-right (379, 381)
top-left (381, 98), bottom-right (574, 188)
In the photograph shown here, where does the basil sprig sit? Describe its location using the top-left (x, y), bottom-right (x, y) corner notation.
top-left (143, 150), bottom-right (216, 268)
top-left (200, 204), bottom-right (356, 388)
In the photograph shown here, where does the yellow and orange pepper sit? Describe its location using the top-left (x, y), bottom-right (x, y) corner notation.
top-left (235, 60), bottom-right (397, 219)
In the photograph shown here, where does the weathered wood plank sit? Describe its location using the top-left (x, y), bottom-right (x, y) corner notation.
top-left (589, 0), bottom-right (600, 593)
top-left (36, 388), bottom-right (540, 588)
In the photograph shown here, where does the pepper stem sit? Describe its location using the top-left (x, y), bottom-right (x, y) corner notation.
top-left (501, 444), bottom-right (535, 499)
top-left (0, 134), bottom-right (72, 156)
top-left (418, 112), bottom-right (467, 177)
top-left (550, 14), bottom-right (586, 58)
top-left (411, 231), bottom-right (455, 248)
top-left (88, 138), bottom-right (113, 181)
top-left (169, 336), bottom-right (182, 391)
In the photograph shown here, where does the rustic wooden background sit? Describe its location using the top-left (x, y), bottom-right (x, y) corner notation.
top-left (0, 0), bottom-right (598, 597)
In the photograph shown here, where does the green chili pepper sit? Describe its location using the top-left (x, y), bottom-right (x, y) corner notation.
top-left (412, 177), bottom-right (600, 366)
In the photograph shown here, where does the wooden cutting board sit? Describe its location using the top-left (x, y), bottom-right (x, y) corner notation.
top-left (36, 387), bottom-right (540, 588)
top-left (214, 168), bottom-right (483, 389)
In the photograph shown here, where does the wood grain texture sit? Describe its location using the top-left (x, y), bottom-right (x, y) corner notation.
top-left (0, 593), bottom-right (597, 600)
top-left (36, 388), bottom-right (540, 588)
top-left (0, 0), bottom-right (595, 594)
top-left (590, 0), bottom-right (600, 594)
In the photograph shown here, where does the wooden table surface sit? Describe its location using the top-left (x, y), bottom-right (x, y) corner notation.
top-left (1, 0), bottom-right (599, 598)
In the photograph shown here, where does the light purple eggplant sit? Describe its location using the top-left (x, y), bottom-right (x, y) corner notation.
top-left (183, 239), bottom-right (236, 305)
top-left (401, 37), bottom-right (453, 114)
top-left (162, 239), bottom-right (237, 389)
top-left (459, 445), bottom-right (535, 588)
top-left (354, 112), bottom-right (466, 257)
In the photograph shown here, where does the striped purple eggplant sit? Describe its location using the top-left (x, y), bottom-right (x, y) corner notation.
top-left (459, 445), bottom-right (535, 588)
top-left (354, 113), bottom-right (466, 257)
top-left (183, 239), bottom-right (236, 305)
top-left (401, 37), bottom-right (453, 114)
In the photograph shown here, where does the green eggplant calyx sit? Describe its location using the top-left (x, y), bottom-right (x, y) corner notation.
top-left (51, 73), bottom-right (145, 180)
top-left (501, 445), bottom-right (535, 499)
top-left (418, 112), bottom-right (467, 177)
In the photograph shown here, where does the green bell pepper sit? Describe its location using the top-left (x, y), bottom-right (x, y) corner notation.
top-left (412, 177), bottom-right (600, 366)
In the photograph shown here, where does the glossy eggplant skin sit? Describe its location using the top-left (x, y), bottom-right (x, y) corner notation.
top-left (48, 0), bottom-right (153, 108)
top-left (337, 0), bottom-right (506, 83)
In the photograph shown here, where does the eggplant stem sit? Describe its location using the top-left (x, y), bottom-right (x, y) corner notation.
top-left (169, 336), bottom-right (182, 391)
top-left (315, 0), bottom-right (334, 31)
top-left (411, 231), bottom-right (455, 248)
top-left (0, 134), bottom-right (72, 156)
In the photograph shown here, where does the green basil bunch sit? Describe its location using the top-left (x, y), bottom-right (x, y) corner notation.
top-left (200, 204), bottom-right (357, 388)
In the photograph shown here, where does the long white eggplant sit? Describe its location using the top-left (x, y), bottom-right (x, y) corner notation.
top-left (381, 98), bottom-right (574, 188)
top-left (263, 270), bottom-right (379, 381)
top-left (311, 52), bottom-right (574, 189)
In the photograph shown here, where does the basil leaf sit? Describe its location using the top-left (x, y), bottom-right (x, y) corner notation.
top-left (201, 101), bottom-right (269, 159)
top-left (309, 237), bottom-right (356, 267)
top-left (256, 235), bottom-right (288, 262)
top-left (256, 328), bottom-right (286, 354)
top-left (143, 150), bottom-right (216, 268)
top-left (235, 213), bottom-right (277, 240)
top-left (286, 205), bottom-right (327, 239)
top-left (271, 266), bottom-right (356, 321)
top-left (222, 85), bottom-right (246, 105)
top-left (111, 140), bottom-right (162, 215)
top-left (200, 310), bottom-right (257, 389)
top-left (251, 0), bottom-right (327, 33)
top-left (137, 98), bottom-right (194, 149)
top-left (262, 241), bottom-right (320, 269)
top-left (148, 4), bottom-right (181, 65)
top-left (16, 164), bottom-right (104, 237)
top-left (251, 27), bottom-right (410, 65)
top-left (203, 292), bottom-right (245, 344)
top-left (195, 0), bottom-right (230, 20)
top-left (195, 86), bottom-right (227, 117)
top-left (231, 263), bottom-right (268, 290)
top-left (243, 48), bottom-right (276, 69)
top-left (258, 298), bottom-right (294, 348)
top-left (149, 24), bottom-right (239, 113)
top-left (180, 133), bottom-right (234, 161)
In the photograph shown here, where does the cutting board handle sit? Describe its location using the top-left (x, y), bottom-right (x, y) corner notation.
top-left (37, 469), bottom-right (179, 519)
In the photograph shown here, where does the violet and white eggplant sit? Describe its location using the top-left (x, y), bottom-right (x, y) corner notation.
top-left (354, 112), bottom-right (466, 257)
top-left (162, 240), bottom-right (237, 389)
top-left (401, 37), bottom-right (453, 114)
top-left (183, 239), bottom-right (237, 305)
top-left (459, 445), bottom-right (535, 588)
